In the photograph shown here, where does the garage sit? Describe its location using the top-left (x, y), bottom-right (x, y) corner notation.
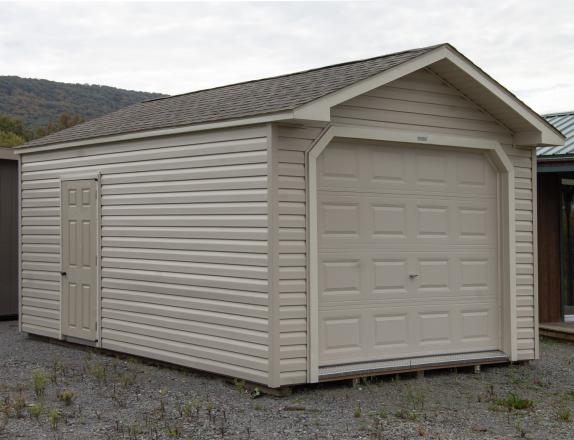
top-left (316, 140), bottom-right (501, 368)
top-left (16, 43), bottom-right (564, 387)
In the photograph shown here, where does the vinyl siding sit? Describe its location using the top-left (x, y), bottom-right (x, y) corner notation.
top-left (274, 124), bottom-right (326, 385)
top-left (506, 146), bottom-right (537, 360)
top-left (20, 125), bottom-right (272, 384)
top-left (331, 69), bottom-right (514, 144)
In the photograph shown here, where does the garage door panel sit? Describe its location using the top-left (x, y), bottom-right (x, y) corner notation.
top-left (319, 302), bottom-right (499, 365)
top-left (317, 141), bottom-right (500, 367)
top-left (318, 142), bottom-right (361, 184)
top-left (320, 259), bottom-right (363, 302)
top-left (320, 311), bottom-right (364, 359)
top-left (318, 141), bottom-right (497, 197)
top-left (318, 193), bottom-right (497, 248)
top-left (319, 250), bottom-right (497, 303)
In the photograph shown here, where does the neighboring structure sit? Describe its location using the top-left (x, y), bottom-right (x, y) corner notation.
top-left (536, 112), bottom-right (574, 336)
top-left (0, 147), bottom-right (18, 319)
top-left (15, 44), bottom-right (564, 388)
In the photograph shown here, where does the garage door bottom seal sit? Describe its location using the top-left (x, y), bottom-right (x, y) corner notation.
top-left (319, 350), bottom-right (508, 381)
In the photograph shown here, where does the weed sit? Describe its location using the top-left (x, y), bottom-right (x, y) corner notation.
top-left (253, 402), bottom-right (263, 411)
top-left (234, 378), bottom-right (246, 393)
top-left (354, 402), bottom-right (362, 418)
top-left (164, 424), bottom-right (181, 437)
top-left (367, 416), bottom-right (384, 440)
top-left (11, 392), bottom-right (26, 418)
top-left (250, 387), bottom-right (261, 399)
top-left (405, 384), bottom-right (425, 410)
top-left (28, 403), bottom-right (43, 419)
top-left (87, 362), bottom-right (107, 383)
top-left (48, 408), bottom-right (60, 431)
top-left (416, 425), bottom-right (428, 436)
top-left (192, 399), bottom-right (202, 417)
top-left (558, 406), bottom-right (572, 422)
top-left (207, 400), bottom-right (215, 421)
top-left (157, 388), bottom-right (168, 419)
top-left (116, 371), bottom-right (136, 388)
top-left (50, 358), bottom-right (65, 385)
top-left (181, 401), bottom-right (192, 418)
top-left (31, 369), bottom-right (49, 399)
top-left (57, 390), bottom-right (75, 406)
top-left (377, 408), bottom-right (388, 419)
top-left (394, 408), bottom-right (417, 421)
top-left (496, 393), bottom-right (533, 411)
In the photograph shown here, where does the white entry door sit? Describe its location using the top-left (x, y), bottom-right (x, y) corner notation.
top-left (61, 179), bottom-right (98, 341)
top-left (317, 140), bottom-right (500, 366)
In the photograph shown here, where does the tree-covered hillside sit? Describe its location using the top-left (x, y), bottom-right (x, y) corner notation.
top-left (0, 76), bottom-right (165, 128)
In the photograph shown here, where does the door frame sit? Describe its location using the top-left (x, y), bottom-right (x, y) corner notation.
top-left (59, 173), bottom-right (101, 346)
top-left (306, 125), bottom-right (516, 382)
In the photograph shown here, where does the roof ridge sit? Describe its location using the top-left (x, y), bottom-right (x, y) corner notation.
top-left (143, 43), bottom-right (446, 104)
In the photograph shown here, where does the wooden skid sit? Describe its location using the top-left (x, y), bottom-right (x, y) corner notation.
top-left (540, 329), bottom-right (574, 342)
top-left (318, 359), bottom-right (508, 383)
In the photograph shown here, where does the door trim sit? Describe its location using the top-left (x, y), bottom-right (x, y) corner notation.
top-left (59, 173), bottom-right (101, 345)
top-left (306, 124), bottom-right (516, 383)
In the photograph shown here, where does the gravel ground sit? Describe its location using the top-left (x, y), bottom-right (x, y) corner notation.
top-left (2, 321), bottom-right (574, 439)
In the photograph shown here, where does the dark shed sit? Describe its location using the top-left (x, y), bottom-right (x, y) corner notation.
top-left (0, 148), bottom-right (18, 319)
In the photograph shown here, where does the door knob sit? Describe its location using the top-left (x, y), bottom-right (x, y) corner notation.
top-left (409, 273), bottom-right (419, 279)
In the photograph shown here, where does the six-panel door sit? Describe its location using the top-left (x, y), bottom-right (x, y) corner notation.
top-left (317, 140), bottom-right (500, 366)
top-left (61, 179), bottom-right (98, 341)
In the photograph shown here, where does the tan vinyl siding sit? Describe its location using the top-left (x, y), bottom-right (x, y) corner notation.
top-left (20, 125), bottom-right (271, 384)
top-left (505, 146), bottom-right (537, 360)
top-left (275, 124), bottom-right (326, 385)
top-left (331, 69), bottom-right (513, 145)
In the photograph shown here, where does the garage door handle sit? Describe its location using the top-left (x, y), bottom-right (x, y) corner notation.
top-left (409, 273), bottom-right (419, 279)
top-left (60, 271), bottom-right (67, 277)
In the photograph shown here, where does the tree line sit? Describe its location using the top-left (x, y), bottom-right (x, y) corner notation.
top-left (0, 113), bottom-right (84, 147)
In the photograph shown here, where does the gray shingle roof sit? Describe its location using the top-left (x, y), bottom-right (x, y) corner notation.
top-left (21, 44), bottom-right (442, 148)
top-left (537, 111), bottom-right (574, 157)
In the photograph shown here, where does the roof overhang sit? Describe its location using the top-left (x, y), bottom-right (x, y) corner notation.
top-left (0, 147), bottom-right (18, 160)
top-left (14, 111), bottom-right (296, 154)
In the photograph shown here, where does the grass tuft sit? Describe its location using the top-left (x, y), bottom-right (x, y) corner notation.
top-left (31, 369), bottom-right (49, 400)
top-left (57, 390), bottom-right (75, 406)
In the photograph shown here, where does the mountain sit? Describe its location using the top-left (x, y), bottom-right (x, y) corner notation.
top-left (0, 76), bottom-right (166, 128)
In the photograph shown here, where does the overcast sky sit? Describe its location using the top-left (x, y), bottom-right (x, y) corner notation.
top-left (2, 1), bottom-right (573, 114)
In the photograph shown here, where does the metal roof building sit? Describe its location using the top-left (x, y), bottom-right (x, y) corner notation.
top-left (538, 111), bottom-right (574, 157)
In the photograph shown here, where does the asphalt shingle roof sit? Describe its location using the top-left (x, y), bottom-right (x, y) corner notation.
top-left (22, 44), bottom-right (441, 148)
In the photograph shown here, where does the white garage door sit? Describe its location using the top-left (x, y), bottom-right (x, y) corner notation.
top-left (317, 140), bottom-right (500, 367)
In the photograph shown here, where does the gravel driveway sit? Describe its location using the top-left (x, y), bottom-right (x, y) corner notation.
top-left (1, 320), bottom-right (574, 439)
